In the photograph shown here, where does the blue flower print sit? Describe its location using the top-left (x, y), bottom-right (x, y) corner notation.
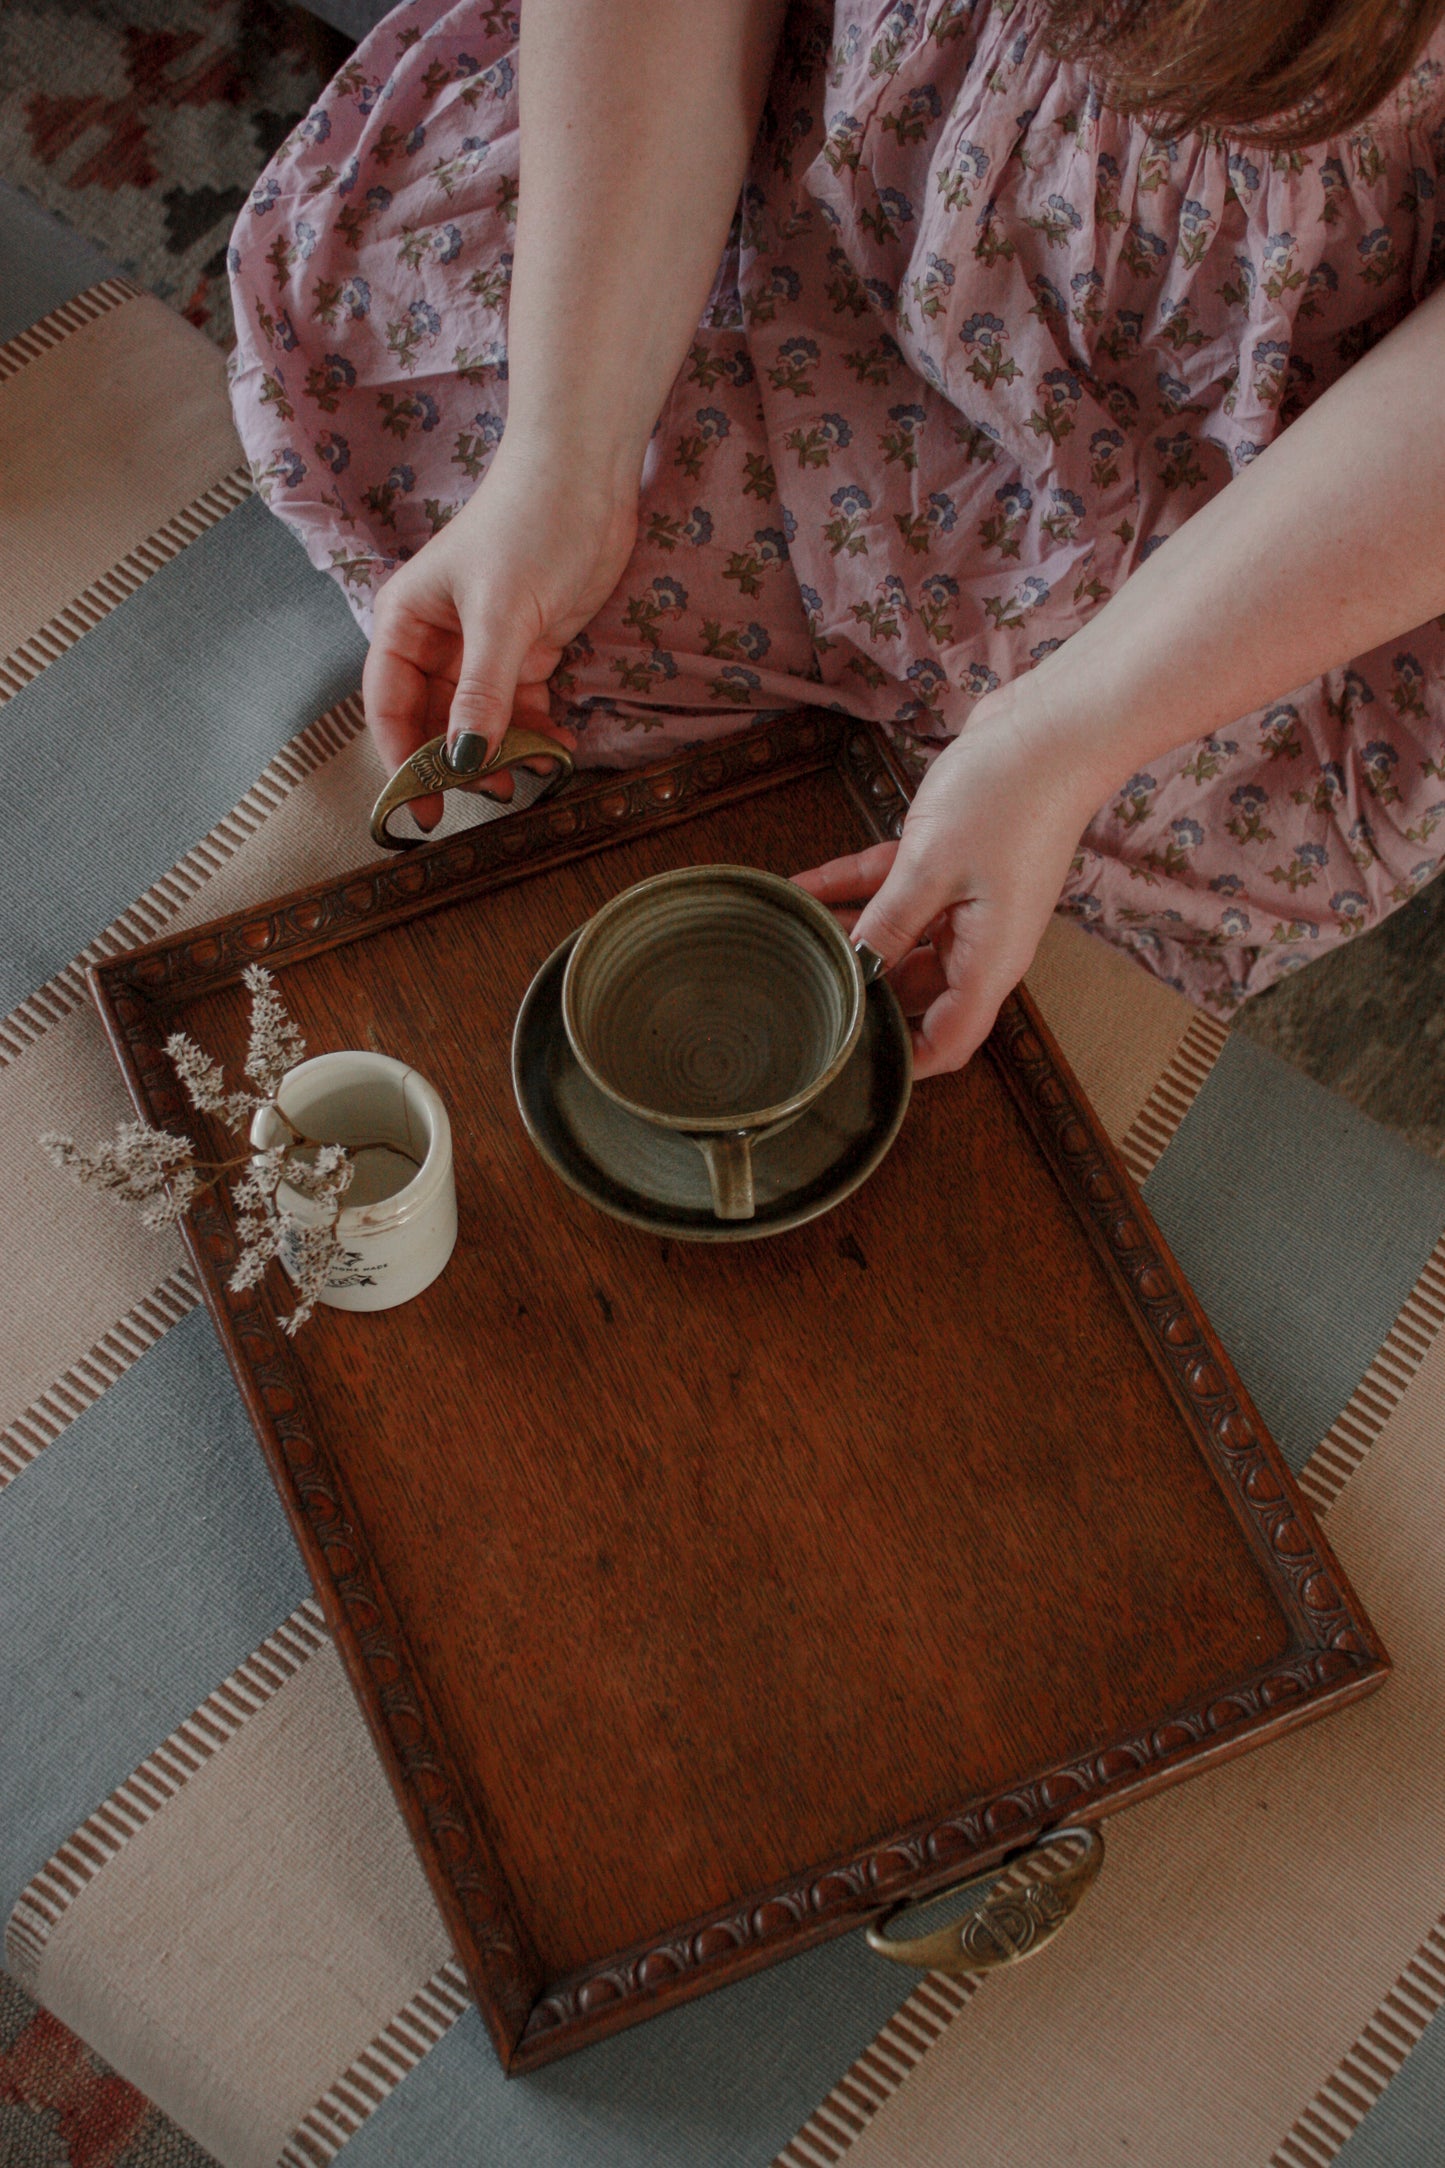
top-left (1219, 906), bottom-right (1253, 939)
top-left (315, 431), bottom-right (350, 475)
top-left (1170, 817), bottom-right (1205, 852)
top-left (937, 137), bottom-right (989, 213)
top-left (696, 407), bottom-right (731, 443)
top-left (432, 224), bottom-right (464, 265)
top-left (1115, 773), bottom-right (1158, 828)
top-left (274, 447), bottom-right (306, 488)
top-left (1042, 486), bottom-right (1086, 542)
top-left (366, 186), bottom-right (393, 217)
top-left (1358, 226), bottom-right (1399, 279)
top-left (1227, 151), bottom-right (1261, 198)
top-left (1178, 197), bottom-right (1212, 244)
top-left (781, 506), bottom-right (798, 544)
top-left (273, 311), bottom-right (299, 352)
top-left (304, 352), bottom-right (356, 412)
top-left (1123, 223), bottom-right (1168, 274)
top-left (1030, 638), bottom-right (1064, 660)
top-left (798, 585), bottom-right (824, 619)
top-left (294, 222), bottom-right (319, 262)
top-left (926, 490), bottom-right (957, 535)
top-left (736, 623), bottom-right (771, 661)
top-left (1032, 275), bottom-right (1067, 319)
top-left (339, 276), bottom-right (371, 320)
top-left (917, 573), bottom-right (959, 647)
top-left (962, 661), bottom-right (1000, 697)
top-left (1068, 893), bottom-right (1104, 924)
top-left (1330, 889), bottom-right (1369, 928)
top-left (336, 157), bottom-right (358, 195)
top-left (1266, 840), bottom-right (1328, 893)
top-left (682, 506), bottom-right (714, 546)
top-left (864, 277), bottom-right (898, 314)
top-left (879, 186), bottom-right (915, 226)
top-left (907, 657), bottom-right (948, 696)
top-left (227, 243), bottom-right (241, 276)
top-left (250, 176), bottom-right (280, 216)
top-left (1210, 872), bottom-right (1245, 895)
top-left (1089, 426), bottom-right (1125, 485)
top-left (480, 56), bottom-right (516, 99)
top-left (455, 51), bottom-right (481, 74)
top-left (297, 108), bottom-right (331, 146)
top-left (1360, 739), bottom-right (1401, 800)
top-left (831, 482), bottom-right (872, 517)
top-left (754, 526), bottom-right (790, 565)
top-left (1139, 534), bottom-right (1168, 560)
top-left (711, 665), bottom-right (762, 702)
top-left (1232, 440), bottom-right (1264, 469)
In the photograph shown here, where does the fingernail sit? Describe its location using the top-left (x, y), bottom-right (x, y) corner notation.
top-left (852, 940), bottom-right (887, 985)
top-left (448, 732), bottom-right (486, 776)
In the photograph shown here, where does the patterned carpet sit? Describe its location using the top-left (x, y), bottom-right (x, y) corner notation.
top-left (0, 1970), bottom-right (213, 2168)
top-left (0, 0), bottom-right (349, 349)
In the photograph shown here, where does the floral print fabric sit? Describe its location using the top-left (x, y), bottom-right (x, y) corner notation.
top-left (228, 0), bottom-right (1445, 1008)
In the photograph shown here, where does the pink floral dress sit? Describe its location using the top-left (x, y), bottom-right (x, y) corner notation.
top-left (227, 0), bottom-right (1445, 1009)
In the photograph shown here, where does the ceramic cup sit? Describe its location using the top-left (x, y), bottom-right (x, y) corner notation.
top-left (560, 865), bottom-right (872, 1222)
top-left (248, 1052), bottom-right (456, 1311)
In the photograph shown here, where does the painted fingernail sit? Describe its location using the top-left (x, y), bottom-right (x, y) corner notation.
top-left (449, 732), bottom-right (486, 775)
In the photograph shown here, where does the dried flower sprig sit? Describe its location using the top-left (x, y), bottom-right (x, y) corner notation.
top-left (42, 967), bottom-right (365, 1334)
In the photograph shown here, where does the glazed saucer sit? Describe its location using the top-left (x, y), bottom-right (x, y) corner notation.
top-left (511, 931), bottom-right (912, 1242)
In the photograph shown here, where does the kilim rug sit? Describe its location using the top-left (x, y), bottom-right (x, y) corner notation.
top-left (5, 133), bottom-right (1445, 2168)
top-left (0, 0), bottom-right (349, 350)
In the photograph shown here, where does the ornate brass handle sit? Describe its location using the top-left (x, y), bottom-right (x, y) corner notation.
top-left (370, 725), bottom-right (575, 851)
top-left (865, 1825), bottom-right (1104, 1979)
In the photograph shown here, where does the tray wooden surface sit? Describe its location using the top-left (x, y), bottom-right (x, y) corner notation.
top-left (92, 713), bottom-right (1389, 2073)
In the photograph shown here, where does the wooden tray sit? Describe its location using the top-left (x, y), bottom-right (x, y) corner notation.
top-left (92, 712), bottom-right (1389, 2073)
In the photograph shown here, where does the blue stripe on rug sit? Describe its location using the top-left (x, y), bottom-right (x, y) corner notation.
top-left (1143, 1032), bottom-right (1445, 1474)
top-left (0, 1307), bottom-right (309, 1916)
top-left (1336, 2000), bottom-right (1445, 2167)
top-left (0, 180), bottom-right (120, 344)
top-left (0, 492), bottom-right (365, 1018)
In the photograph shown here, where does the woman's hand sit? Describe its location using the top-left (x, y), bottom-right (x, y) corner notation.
top-left (794, 694), bottom-right (1102, 1079)
top-left (361, 443), bottom-right (638, 827)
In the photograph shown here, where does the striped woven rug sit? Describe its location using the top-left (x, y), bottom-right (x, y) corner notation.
top-left (4, 175), bottom-right (1445, 2168)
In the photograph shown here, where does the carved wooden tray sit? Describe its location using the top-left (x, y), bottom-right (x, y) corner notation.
top-left (91, 713), bottom-right (1389, 2074)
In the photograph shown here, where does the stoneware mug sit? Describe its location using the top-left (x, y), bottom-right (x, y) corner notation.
top-left (249, 1051), bottom-right (456, 1311)
top-left (560, 865), bottom-right (879, 1222)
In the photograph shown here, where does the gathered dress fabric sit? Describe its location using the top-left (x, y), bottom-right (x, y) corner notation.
top-left (228, 0), bottom-right (1445, 1008)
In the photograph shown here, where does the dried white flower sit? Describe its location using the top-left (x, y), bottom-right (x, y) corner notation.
top-left (45, 970), bottom-right (366, 1336)
top-left (277, 1220), bottom-right (348, 1334)
top-left (40, 1121), bottom-right (196, 1207)
top-left (241, 965), bottom-right (307, 1099)
top-left (165, 1032), bottom-right (258, 1126)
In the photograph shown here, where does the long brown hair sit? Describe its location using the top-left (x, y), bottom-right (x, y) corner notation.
top-left (1045, 0), bottom-right (1445, 145)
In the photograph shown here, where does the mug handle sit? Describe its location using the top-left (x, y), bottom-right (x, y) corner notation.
top-left (370, 725), bottom-right (575, 851)
top-left (696, 1132), bottom-right (756, 1222)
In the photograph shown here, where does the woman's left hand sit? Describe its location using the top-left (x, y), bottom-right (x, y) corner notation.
top-left (793, 694), bottom-right (1102, 1079)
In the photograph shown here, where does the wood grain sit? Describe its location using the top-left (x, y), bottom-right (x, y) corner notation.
top-left (91, 714), bottom-right (1389, 2072)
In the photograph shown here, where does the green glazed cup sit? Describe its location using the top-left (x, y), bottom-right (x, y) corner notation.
top-left (560, 865), bottom-right (877, 1223)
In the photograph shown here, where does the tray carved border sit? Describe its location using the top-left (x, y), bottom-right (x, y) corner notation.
top-left (91, 712), bottom-right (1388, 2072)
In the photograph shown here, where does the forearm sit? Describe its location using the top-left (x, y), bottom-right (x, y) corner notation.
top-left (1009, 282), bottom-right (1445, 810)
top-left (502, 0), bottom-right (788, 492)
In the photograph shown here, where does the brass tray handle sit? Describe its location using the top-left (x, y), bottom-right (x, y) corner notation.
top-left (865, 1824), bottom-right (1104, 1979)
top-left (370, 725), bottom-right (576, 852)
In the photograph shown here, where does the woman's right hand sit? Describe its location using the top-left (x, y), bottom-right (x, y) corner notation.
top-left (361, 442), bottom-right (640, 828)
